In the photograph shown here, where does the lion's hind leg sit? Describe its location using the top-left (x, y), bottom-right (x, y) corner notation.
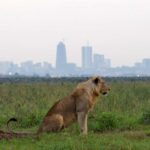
top-left (38, 114), bottom-right (64, 133)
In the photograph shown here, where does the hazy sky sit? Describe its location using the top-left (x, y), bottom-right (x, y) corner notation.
top-left (0, 0), bottom-right (150, 67)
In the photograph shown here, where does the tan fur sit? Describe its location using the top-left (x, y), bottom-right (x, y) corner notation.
top-left (37, 76), bottom-right (110, 135)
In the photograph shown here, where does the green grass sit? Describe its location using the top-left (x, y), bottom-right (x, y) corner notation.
top-left (0, 130), bottom-right (150, 150)
top-left (0, 78), bottom-right (150, 149)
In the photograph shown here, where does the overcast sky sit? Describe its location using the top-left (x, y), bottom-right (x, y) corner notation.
top-left (0, 0), bottom-right (150, 67)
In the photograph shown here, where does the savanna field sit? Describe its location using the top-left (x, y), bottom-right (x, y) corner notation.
top-left (0, 77), bottom-right (150, 150)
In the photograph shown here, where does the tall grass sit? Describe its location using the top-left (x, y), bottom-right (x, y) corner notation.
top-left (0, 79), bottom-right (150, 130)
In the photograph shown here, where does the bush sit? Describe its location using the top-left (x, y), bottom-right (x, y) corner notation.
top-left (88, 112), bottom-right (137, 132)
top-left (98, 112), bottom-right (119, 131)
top-left (89, 112), bottom-right (120, 132)
top-left (139, 110), bottom-right (150, 125)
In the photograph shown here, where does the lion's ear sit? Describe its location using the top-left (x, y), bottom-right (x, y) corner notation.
top-left (93, 77), bottom-right (100, 85)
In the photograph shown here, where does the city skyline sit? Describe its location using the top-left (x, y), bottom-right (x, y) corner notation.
top-left (0, 41), bottom-right (150, 77)
top-left (0, 41), bottom-right (150, 68)
top-left (0, 40), bottom-right (149, 68)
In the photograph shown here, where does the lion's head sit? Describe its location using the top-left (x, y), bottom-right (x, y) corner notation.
top-left (91, 76), bottom-right (110, 96)
top-left (76, 76), bottom-right (110, 97)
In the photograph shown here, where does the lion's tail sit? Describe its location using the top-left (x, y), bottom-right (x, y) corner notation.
top-left (7, 117), bottom-right (17, 132)
top-left (0, 118), bottom-right (36, 140)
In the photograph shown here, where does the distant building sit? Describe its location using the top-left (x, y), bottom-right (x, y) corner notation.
top-left (66, 63), bottom-right (77, 74)
top-left (93, 54), bottom-right (105, 70)
top-left (56, 42), bottom-right (67, 70)
top-left (20, 61), bottom-right (34, 76)
top-left (34, 62), bottom-right (43, 76)
top-left (105, 59), bottom-right (111, 68)
top-left (134, 62), bottom-right (142, 68)
top-left (0, 61), bottom-right (14, 75)
top-left (142, 58), bottom-right (150, 68)
top-left (82, 45), bottom-right (92, 69)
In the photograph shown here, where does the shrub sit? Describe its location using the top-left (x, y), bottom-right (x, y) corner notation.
top-left (139, 110), bottom-right (150, 125)
top-left (89, 112), bottom-right (120, 132)
top-left (98, 112), bottom-right (119, 131)
top-left (119, 117), bottom-right (137, 130)
top-left (88, 112), bottom-right (137, 132)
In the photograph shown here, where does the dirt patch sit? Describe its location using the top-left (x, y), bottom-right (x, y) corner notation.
top-left (123, 131), bottom-right (148, 140)
top-left (0, 130), bottom-right (32, 140)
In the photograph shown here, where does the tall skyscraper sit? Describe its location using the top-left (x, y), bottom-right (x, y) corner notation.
top-left (82, 45), bottom-right (92, 69)
top-left (56, 42), bottom-right (67, 70)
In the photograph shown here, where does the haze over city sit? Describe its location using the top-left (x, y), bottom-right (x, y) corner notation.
top-left (0, 0), bottom-right (150, 68)
top-left (0, 41), bottom-right (149, 77)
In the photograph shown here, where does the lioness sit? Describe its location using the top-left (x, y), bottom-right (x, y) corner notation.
top-left (0, 76), bottom-right (110, 139)
top-left (37, 76), bottom-right (110, 135)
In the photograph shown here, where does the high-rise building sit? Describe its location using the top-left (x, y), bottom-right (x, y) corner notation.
top-left (56, 42), bottom-right (67, 70)
top-left (93, 54), bottom-right (105, 69)
top-left (82, 45), bottom-right (92, 69)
